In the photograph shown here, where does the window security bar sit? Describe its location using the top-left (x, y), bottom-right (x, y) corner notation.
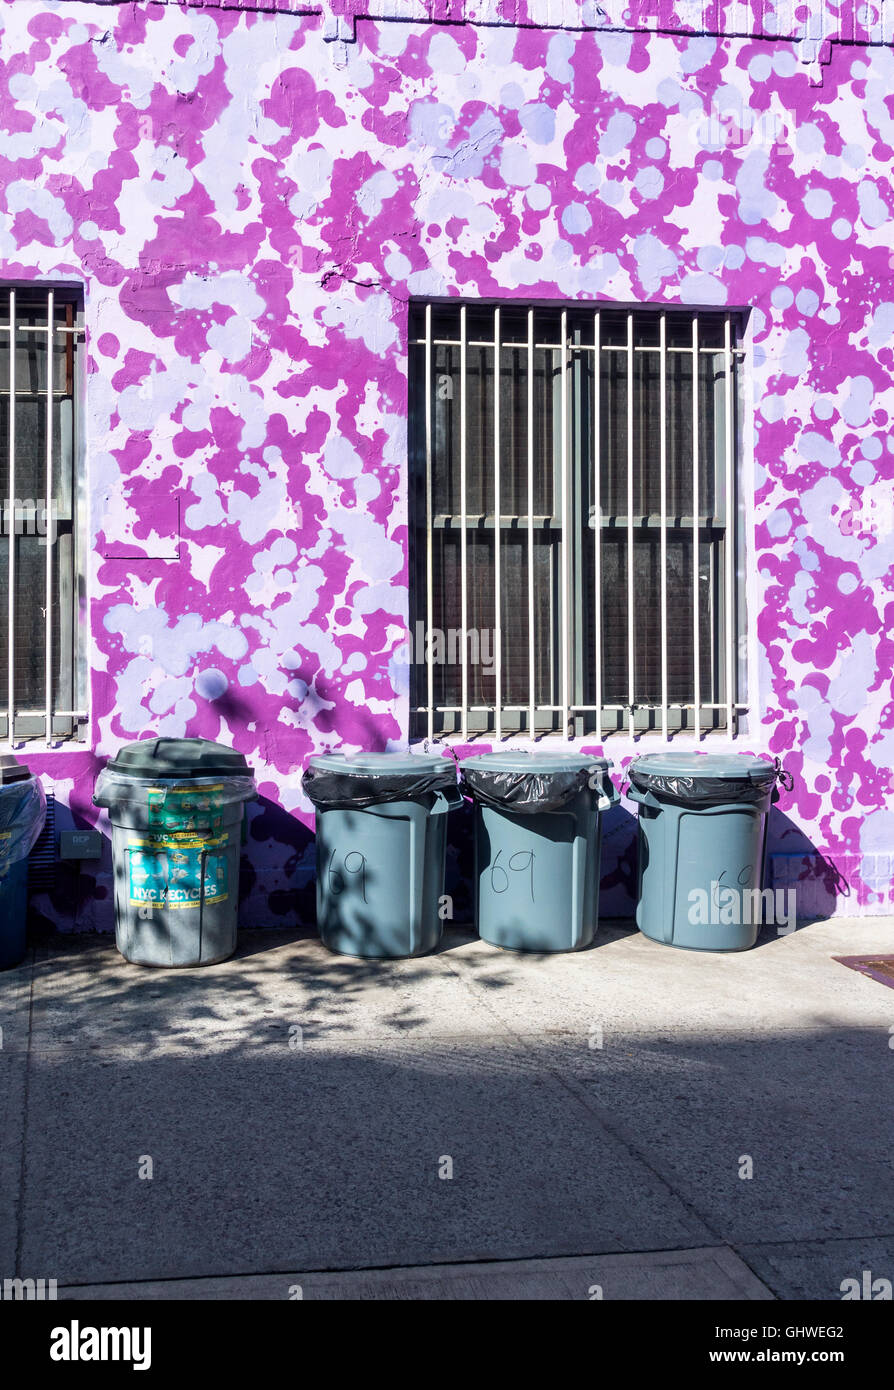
top-left (410, 303), bottom-right (745, 741)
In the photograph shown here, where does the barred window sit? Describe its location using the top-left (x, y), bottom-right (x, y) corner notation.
top-left (0, 287), bottom-right (85, 743)
top-left (409, 302), bottom-right (746, 740)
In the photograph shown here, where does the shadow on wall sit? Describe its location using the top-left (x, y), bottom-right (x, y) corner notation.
top-left (767, 808), bottom-right (853, 922)
top-left (597, 804), bottom-right (639, 919)
top-left (240, 795), bottom-right (315, 927)
top-left (25, 793), bottom-right (852, 938)
top-left (28, 788), bottom-right (113, 938)
top-left (28, 793), bottom-right (317, 937)
top-left (444, 796), bottom-right (475, 927)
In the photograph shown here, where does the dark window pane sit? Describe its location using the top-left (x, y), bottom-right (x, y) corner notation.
top-left (432, 342), bottom-right (460, 516)
top-left (466, 306), bottom-right (495, 343)
top-left (699, 316), bottom-right (726, 349)
top-left (699, 351), bottom-right (723, 520)
top-left (633, 315), bottom-right (660, 348)
top-left (599, 348), bottom-right (628, 518)
top-left (465, 344), bottom-right (492, 516)
top-left (599, 310), bottom-right (628, 347)
top-left (632, 347), bottom-right (661, 517)
top-left (599, 533), bottom-right (628, 705)
top-left (666, 349), bottom-right (694, 518)
top-left (532, 347), bottom-right (559, 519)
top-left (666, 312), bottom-right (695, 348)
top-left (534, 309), bottom-right (562, 346)
top-left (500, 307), bottom-right (529, 345)
top-left (499, 346), bottom-right (528, 518)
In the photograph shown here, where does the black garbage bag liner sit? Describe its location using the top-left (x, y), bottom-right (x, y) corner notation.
top-left (629, 758), bottom-right (792, 807)
top-left (460, 764), bottom-right (601, 814)
top-left (302, 761), bottom-right (458, 810)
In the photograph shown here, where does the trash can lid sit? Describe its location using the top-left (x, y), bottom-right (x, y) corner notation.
top-left (461, 751), bottom-right (612, 774)
top-left (0, 755), bottom-right (32, 784)
top-left (629, 752), bottom-right (775, 781)
top-left (459, 750), bottom-right (614, 814)
top-left (104, 737), bottom-right (253, 780)
top-left (308, 752), bottom-right (448, 775)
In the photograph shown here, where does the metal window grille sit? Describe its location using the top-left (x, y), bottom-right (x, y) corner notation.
top-left (409, 302), bottom-right (747, 740)
top-left (0, 286), bottom-right (86, 744)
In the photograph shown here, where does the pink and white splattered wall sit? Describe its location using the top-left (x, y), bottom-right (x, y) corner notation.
top-left (2, 0), bottom-right (892, 926)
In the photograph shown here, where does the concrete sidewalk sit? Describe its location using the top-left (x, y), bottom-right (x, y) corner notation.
top-left (1, 918), bottom-right (892, 1301)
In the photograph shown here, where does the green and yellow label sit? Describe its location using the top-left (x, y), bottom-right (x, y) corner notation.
top-left (127, 831), bottom-right (230, 910)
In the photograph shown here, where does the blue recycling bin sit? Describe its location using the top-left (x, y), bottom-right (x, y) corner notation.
top-left (461, 752), bottom-right (618, 952)
top-left (302, 753), bottom-right (463, 959)
top-left (0, 757), bottom-right (47, 970)
top-left (628, 752), bottom-right (789, 952)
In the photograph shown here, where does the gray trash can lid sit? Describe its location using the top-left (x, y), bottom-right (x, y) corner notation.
top-left (0, 754), bottom-right (33, 785)
top-left (460, 750), bottom-right (614, 814)
top-left (303, 752), bottom-right (457, 810)
top-left (629, 752), bottom-right (785, 806)
top-left (104, 737), bottom-right (253, 780)
top-left (308, 752), bottom-right (446, 775)
top-left (461, 751), bottom-right (611, 774)
top-left (630, 752), bottom-right (776, 780)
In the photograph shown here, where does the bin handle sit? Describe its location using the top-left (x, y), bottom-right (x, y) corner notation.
top-left (595, 772), bottom-right (620, 812)
top-left (759, 757), bottom-right (795, 805)
top-left (771, 757), bottom-right (794, 801)
top-left (430, 784), bottom-right (464, 815)
top-left (626, 784), bottom-right (662, 811)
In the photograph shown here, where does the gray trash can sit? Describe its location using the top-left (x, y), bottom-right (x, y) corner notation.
top-left (94, 738), bottom-right (256, 967)
top-left (460, 752), bottom-right (618, 952)
top-left (627, 752), bottom-right (791, 952)
top-left (302, 752), bottom-right (462, 958)
top-left (0, 758), bottom-right (47, 970)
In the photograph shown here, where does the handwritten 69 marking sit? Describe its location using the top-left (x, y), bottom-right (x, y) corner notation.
top-left (489, 850), bottom-right (536, 903)
top-left (327, 848), bottom-right (368, 903)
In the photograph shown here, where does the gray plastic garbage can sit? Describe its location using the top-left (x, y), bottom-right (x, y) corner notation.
top-left (460, 752), bottom-right (618, 953)
top-left (94, 738), bottom-right (256, 968)
top-left (302, 753), bottom-right (462, 959)
top-left (628, 752), bottom-right (790, 952)
top-left (0, 758), bottom-right (47, 970)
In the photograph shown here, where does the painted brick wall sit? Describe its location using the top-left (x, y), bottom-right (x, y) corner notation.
top-left (2, 1), bottom-right (891, 927)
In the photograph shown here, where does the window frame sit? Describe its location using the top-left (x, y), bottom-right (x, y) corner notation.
top-left (408, 299), bottom-right (749, 743)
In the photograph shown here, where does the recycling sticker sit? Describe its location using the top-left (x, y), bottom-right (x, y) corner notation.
top-left (127, 831), bottom-right (229, 910)
top-left (146, 785), bottom-right (226, 834)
